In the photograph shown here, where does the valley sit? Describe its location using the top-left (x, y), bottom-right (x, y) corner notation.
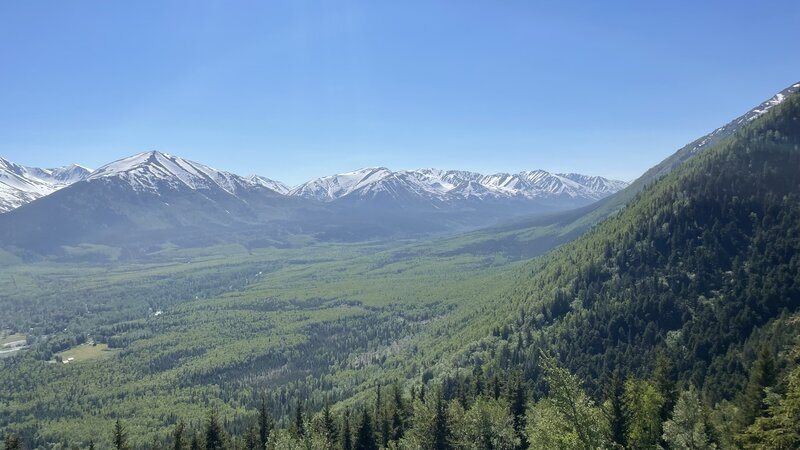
top-left (1, 81), bottom-right (800, 449)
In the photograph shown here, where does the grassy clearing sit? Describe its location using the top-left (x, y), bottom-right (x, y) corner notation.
top-left (56, 343), bottom-right (117, 363)
top-left (1, 333), bottom-right (26, 346)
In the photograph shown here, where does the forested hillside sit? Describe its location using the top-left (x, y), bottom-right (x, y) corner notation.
top-left (500, 85), bottom-right (800, 394)
top-left (438, 86), bottom-right (800, 447)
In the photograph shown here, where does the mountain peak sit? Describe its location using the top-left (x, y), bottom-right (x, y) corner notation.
top-left (88, 151), bottom-right (245, 195)
top-left (246, 175), bottom-right (291, 195)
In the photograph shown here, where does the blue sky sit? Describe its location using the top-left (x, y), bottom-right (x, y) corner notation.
top-left (1, 1), bottom-right (799, 185)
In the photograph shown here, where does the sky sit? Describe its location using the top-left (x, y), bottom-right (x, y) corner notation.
top-left (1, 1), bottom-right (799, 186)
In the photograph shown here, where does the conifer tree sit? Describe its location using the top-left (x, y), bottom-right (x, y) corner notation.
top-left (606, 370), bottom-right (629, 448)
top-left (491, 374), bottom-right (502, 401)
top-left (244, 422), bottom-right (259, 450)
top-left (149, 435), bottom-right (163, 450)
top-left (738, 340), bottom-right (800, 449)
top-left (3, 433), bottom-right (22, 450)
top-left (342, 409), bottom-right (353, 450)
top-left (113, 419), bottom-right (129, 450)
top-left (293, 399), bottom-right (306, 439)
top-left (205, 409), bottom-right (226, 450)
top-left (354, 410), bottom-right (378, 450)
top-left (432, 390), bottom-right (452, 450)
top-left (173, 421), bottom-right (186, 450)
top-left (374, 385), bottom-right (388, 447)
top-left (654, 351), bottom-right (677, 422)
top-left (321, 400), bottom-right (339, 446)
top-left (738, 347), bottom-right (778, 428)
top-left (506, 370), bottom-right (528, 450)
top-left (390, 384), bottom-right (406, 441)
top-left (258, 397), bottom-right (273, 449)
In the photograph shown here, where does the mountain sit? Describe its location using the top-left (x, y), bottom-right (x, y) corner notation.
top-left (0, 158), bottom-right (90, 213)
top-left (23, 164), bottom-right (92, 185)
top-left (435, 80), bottom-right (800, 259)
top-left (247, 175), bottom-right (291, 195)
top-left (289, 167), bottom-right (627, 204)
top-left (85, 151), bottom-right (285, 196)
top-left (0, 151), bottom-right (629, 257)
top-left (0, 151), bottom-right (317, 255)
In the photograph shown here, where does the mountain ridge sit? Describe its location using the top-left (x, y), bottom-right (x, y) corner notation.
top-left (288, 167), bottom-right (627, 203)
top-left (0, 158), bottom-right (91, 213)
top-left (0, 152), bottom-right (626, 214)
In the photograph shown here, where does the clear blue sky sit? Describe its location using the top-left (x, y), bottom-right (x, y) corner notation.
top-left (1, 1), bottom-right (799, 185)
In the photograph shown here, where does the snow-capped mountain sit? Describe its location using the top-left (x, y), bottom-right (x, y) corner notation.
top-left (289, 167), bottom-right (628, 203)
top-left (87, 151), bottom-right (287, 196)
top-left (0, 151), bottom-right (314, 253)
top-left (0, 158), bottom-right (91, 213)
top-left (288, 167), bottom-right (395, 201)
top-left (0, 80), bottom-right (797, 257)
top-left (25, 164), bottom-right (93, 185)
top-left (247, 175), bottom-right (291, 195)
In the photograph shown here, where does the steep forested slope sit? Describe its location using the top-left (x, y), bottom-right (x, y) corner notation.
top-left (479, 88), bottom-right (800, 402)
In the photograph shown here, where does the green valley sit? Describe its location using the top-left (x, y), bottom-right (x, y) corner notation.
top-left (2, 86), bottom-right (800, 449)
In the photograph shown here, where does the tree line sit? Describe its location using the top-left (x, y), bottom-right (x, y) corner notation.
top-left (4, 345), bottom-right (799, 450)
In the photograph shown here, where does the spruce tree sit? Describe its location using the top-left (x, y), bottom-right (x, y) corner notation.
top-left (432, 390), bottom-right (452, 450)
top-left (390, 384), bottom-right (406, 441)
top-left (258, 397), bottom-right (273, 449)
top-left (173, 421), bottom-right (186, 450)
top-left (113, 419), bottom-right (129, 450)
top-left (738, 347), bottom-right (778, 428)
top-left (321, 400), bottom-right (339, 446)
top-left (653, 351), bottom-right (677, 422)
top-left (354, 410), bottom-right (378, 450)
top-left (293, 399), bottom-right (306, 439)
top-left (342, 409), bottom-right (353, 450)
top-left (374, 386), bottom-right (389, 447)
top-left (607, 370), bottom-right (629, 448)
top-left (205, 409), bottom-right (226, 450)
top-left (506, 370), bottom-right (528, 450)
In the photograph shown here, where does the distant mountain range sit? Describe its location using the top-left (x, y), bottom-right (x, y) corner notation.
top-left (5, 80), bottom-right (795, 260)
top-left (0, 152), bottom-right (626, 256)
top-left (0, 153), bottom-right (626, 214)
top-left (289, 167), bottom-right (626, 204)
